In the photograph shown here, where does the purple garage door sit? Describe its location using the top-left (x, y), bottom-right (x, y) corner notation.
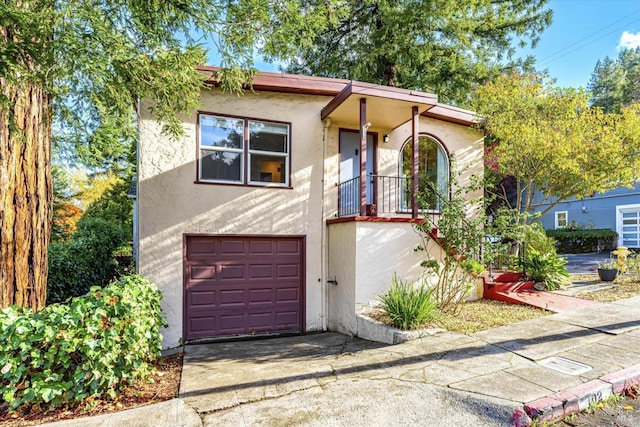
top-left (184, 236), bottom-right (304, 340)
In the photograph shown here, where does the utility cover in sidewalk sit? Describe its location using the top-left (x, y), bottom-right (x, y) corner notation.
top-left (538, 357), bottom-right (592, 375)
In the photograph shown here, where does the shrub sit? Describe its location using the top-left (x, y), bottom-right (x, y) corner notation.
top-left (0, 275), bottom-right (167, 412)
top-left (378, 275), bottom-right (437, 330)
top-left (517, 249), bottom-right (570, 290)
top-left (545, 228), bottom-right (618, 253)
top-left (48, 218), bottom-right (126, 304)
top-left (525, 222), bottom-right (557, 255)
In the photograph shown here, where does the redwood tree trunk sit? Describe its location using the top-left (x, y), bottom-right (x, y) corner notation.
top-left (0, 78), bottom-right (52, 310)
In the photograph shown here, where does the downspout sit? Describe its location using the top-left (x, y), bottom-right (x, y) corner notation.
top-left (134, 97), bottom-right (141, 272)
top-left (320, 117), bottom-right (331, 330)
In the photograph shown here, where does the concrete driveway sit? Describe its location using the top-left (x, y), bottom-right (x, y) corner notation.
top-left (180, 333), bottom-right (520, 426)
top-left (179, 298), bottom-right (640, 426)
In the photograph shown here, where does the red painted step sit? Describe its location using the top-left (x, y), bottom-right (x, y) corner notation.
top-left (482, 272), bottom-right (600, 313)
top-left (486, 289), bottom-right (600, 313)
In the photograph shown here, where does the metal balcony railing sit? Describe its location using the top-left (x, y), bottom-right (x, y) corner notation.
top-left (338, 174), bottom-right (432, 217)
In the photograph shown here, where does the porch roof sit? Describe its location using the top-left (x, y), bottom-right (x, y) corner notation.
top-left (320, 81), bottom-right (438, 129)
top-left (196, 66), bottom-right (479, 127)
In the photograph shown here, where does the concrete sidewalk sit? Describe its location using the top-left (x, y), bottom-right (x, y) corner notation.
top-left (44, 296), bottom-right (640, 426)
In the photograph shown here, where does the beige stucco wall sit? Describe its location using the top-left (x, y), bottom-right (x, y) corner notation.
top-left (327, 220), bottom-right (445, 336)
top-left (326, 222), bottom-right (357, 335)
top-left (138, 89), bottom-right (333, 348)
top-left (138, 84), bottom-right (484, 348)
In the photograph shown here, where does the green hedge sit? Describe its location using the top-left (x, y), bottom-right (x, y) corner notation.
top-left (48, 218), bottom-right (127, 304)
top-left (545, 229), bottom-right (618, 253)
top-left (0, 275), bottom-right (167, 412)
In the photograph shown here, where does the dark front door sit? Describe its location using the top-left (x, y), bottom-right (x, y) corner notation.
top-left (184, 235), bottom-right (304, 340)
top-left (339, 130), bottom-right (375, 216)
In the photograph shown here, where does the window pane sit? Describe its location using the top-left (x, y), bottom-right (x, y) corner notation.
top-left (249, 121), bottom-right (288, 152)
top-left (200, 115), bottom-right (244, 149)
top-left (200, 150), bottom-right (241, 182)
top-left (250, 153), bottom-right (286, 184)
top-left (401, 136), bottom-right (448, 210)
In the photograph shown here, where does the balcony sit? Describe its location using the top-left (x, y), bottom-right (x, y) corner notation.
top-left (337, 174), bottom-right (444, 218)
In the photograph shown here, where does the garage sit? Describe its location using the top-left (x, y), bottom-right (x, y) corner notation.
top-left (184, 235), bottom-right (305, 341)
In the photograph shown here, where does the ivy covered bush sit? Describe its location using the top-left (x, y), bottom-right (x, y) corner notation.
top-left (0, 275), bottom-right (167, 412)
top-left (48, 218), bottom-right (127, 304)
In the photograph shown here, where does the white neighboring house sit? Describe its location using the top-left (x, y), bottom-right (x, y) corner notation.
top-left (135, 68), bottom-right (484, 348)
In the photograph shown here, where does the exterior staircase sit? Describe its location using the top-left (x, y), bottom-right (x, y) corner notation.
top-left (483, 272), bottom-right (599, 313)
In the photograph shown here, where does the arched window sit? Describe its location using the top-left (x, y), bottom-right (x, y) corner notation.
top-left (400, 135), bottom-right (449, 211)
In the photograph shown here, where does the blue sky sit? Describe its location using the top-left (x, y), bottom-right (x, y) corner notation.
top-left (518, 0), bottom-right (640, 88)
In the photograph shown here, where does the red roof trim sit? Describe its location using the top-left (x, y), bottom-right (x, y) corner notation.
top-left (197, 66), bottom-right (478, 127)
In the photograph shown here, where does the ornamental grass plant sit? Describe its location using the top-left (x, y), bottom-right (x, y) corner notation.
top-left (378, 275), bottom-right (437, 330)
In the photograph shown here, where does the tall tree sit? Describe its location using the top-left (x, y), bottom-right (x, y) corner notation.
top-left (473, 72), bottom-right (640, 223)
top-left (588, 47), bottom-right (640, 112)
top-left (274, 0), bottom-right (552, 105)
top-left (0, 0), bottom-right (339, 310)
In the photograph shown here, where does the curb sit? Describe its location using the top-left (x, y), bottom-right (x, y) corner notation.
top-left (522, 364), bottom-right (640, 423)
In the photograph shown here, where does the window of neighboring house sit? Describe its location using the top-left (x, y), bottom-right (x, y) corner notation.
top-left (198, 113), bottom-right (290, 186)
top-left (400, 135), bottom-right (449, 211)
top-left (555, 211), bottom-right (568, 229)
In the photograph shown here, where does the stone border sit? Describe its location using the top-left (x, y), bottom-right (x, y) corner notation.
top-left (355, 313), bottom-right (445, 345)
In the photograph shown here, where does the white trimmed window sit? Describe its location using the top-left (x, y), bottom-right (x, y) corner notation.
top-left (555, 211), bottom-right (568, 229)
top-left (198, 113), bottom-right (290, 186)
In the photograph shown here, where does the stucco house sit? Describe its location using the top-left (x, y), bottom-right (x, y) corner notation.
top-left (135, 67), bottom-right (484, 348)
top-left (536, 183), bottom-right (640, 249)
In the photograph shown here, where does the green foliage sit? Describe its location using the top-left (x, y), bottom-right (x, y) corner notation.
top-left (48, 219), bottom-right (127, 304)
top-left (81, 177), bottom-right (133, 242)
top-left (525, 222), bottom-right (557, 254)
top-left (5, 0), bottom-right (342, 170)
top-left (597, 258), bottom-right (619, 270)
top-left (589, 47), bottom-right (640, 113)
top-left (517, 249), bottom-right (570, 290)
top-left (460, 259), bottom-right (486, 275)
top-left (414, 161), bottom-right (484, 313)
top-left (472, 71), bottom-right (640, 220)
top-left (280, 0), bottom-right (552, 105)
top-left (0, 275), bottom-right (167, 412)
top-left (545, 229), bottom-right (618, 254)
top-left (378, 275), bottom-right (437, 330)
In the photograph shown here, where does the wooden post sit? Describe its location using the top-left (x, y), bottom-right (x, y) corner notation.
top-left (360, 98), bottom-right (367, 217)
top-left (411, 106), bottom-right (419, 218)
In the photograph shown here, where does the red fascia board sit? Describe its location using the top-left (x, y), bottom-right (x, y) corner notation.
top-left (422, 104), bottom-right (481, 127)
top-left (197, 66), bottom-right (479, 127)
top-left (197, 66), bottom-right (347, 96)
top-left (320, 81), bottom-right (439, 121)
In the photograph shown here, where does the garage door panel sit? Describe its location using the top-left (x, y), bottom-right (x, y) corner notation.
top-left (187, 239), bottom-right (216, 257)
top-left (220, 240), bottom-right (246, 255)
top-left (188, 290), bottom-right (217, 307)
top-left (219, 289), bottom-right (245, 306)
top-left (276, 287), bottom-right (299, 302)
top-left (276, 264), bottom-right (300, 279)
top-left (248, 288), bottom-right (273, 303)
top-left (249, 240), bottom-right (274, 254)
top-left (190, 266), bottom-right (216, 280)
top-left (219, 264), bottom-right (245, 280)
top-left (185, 236), bottom-right (303, 340)
top-left (275, 311), bottom-right (299, 328)
top-left (189, 316), bottom-right (216, 333)
top-left (277, 239), bottom-right (301, 255)
top-left (219, 315), bottom-right (247, 333)
top-left (249, 264), bottom-right (273, 279)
